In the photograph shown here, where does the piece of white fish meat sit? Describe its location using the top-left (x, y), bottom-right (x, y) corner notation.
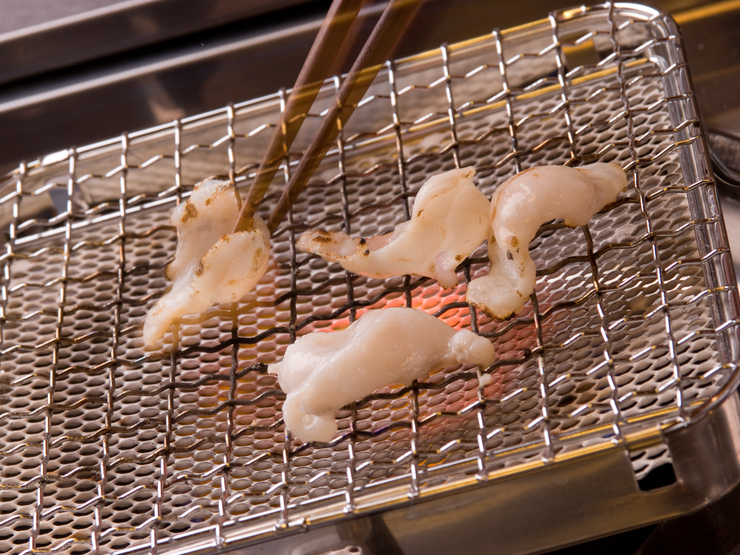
top-left (466, 163), bottom-right (627, 319)
top-left (143, 180), bottom-right (270, 348)
top-left (297, 168), bottom-right (489, 289)
top-left (268, 307), bottom-right (496, 443)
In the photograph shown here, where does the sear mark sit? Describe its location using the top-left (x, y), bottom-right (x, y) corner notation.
top-left (181, 202), bottom-right (198, 223)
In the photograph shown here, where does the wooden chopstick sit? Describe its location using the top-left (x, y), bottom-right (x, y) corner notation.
top-left (266, 0), bottom-right (421, 234)
top-left (233, 0), bottom-right (422, 235)
top-left (234, 0), bottom-right (368, 233)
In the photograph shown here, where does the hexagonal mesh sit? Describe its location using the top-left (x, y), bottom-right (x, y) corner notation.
top-left (0, 4), bottom-right (738, 555)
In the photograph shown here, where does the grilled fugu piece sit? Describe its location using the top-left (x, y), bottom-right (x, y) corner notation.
top-left (297, 167), bottom-right (489, 288)
top-left (268, 307), bottom-right (496, 443)
top-left (466, 163), bottom-right (627, 319)
top-left (143, 180), bottom-right (269, 348)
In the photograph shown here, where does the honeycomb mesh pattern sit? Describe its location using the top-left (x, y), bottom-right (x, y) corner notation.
top-left (0, 4), bottom-right (738, 555)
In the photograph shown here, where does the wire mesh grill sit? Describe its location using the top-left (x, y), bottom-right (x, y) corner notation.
top-left (0, 3), bottom-right (738, 554)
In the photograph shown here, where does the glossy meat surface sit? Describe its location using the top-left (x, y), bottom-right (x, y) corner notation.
top-left (269, 307), bottom-right (496, 443)
top-left (466, 163), bottom-right (627, 318)
top-left (297, 168), bottom-right (489, 288)
top-left (143, 180), bottom-right (269, 347)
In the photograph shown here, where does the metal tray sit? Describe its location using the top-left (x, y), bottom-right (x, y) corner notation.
top-left (1, 3), bottom-right (739, 554)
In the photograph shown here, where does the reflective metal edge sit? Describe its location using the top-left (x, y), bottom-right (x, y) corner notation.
top-left (0, 9), bottom-right (327, 171)
top-left (0, 0), bottom-right (311, 86)
top-left (142, 394), bottom-right (740, 555)
top-left (0, 0), bottom-right (720, 172)
top-left (657, 6), bottom-right (740, 429)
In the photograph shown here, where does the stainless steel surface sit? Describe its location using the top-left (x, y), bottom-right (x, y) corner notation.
top-left (217, 396), bottom-right (740, 555)
top-left (0, 4), bottom-right (330, 170)
top-left (0, 0), bottom-right (310, 85)
top-left (675, 0), bottom-right (740, 137)
top-left (708, 130), bottom-right (740, 191)
top-left (0, 3), bottom-right (739, 555)
top-left (0, 0), bottom-right (129, 32)
top-left (0, 0), bottom-right (728, 172)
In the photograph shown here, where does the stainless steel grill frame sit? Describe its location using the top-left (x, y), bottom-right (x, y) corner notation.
top-left (1, 3), bottom-right (740, 555)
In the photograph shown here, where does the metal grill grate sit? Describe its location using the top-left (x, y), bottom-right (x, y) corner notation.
top-left (0, 3), bottom-right (738, 555)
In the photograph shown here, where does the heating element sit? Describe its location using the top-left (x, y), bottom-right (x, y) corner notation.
top-left (1, 3), bottom-right (739, 555)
